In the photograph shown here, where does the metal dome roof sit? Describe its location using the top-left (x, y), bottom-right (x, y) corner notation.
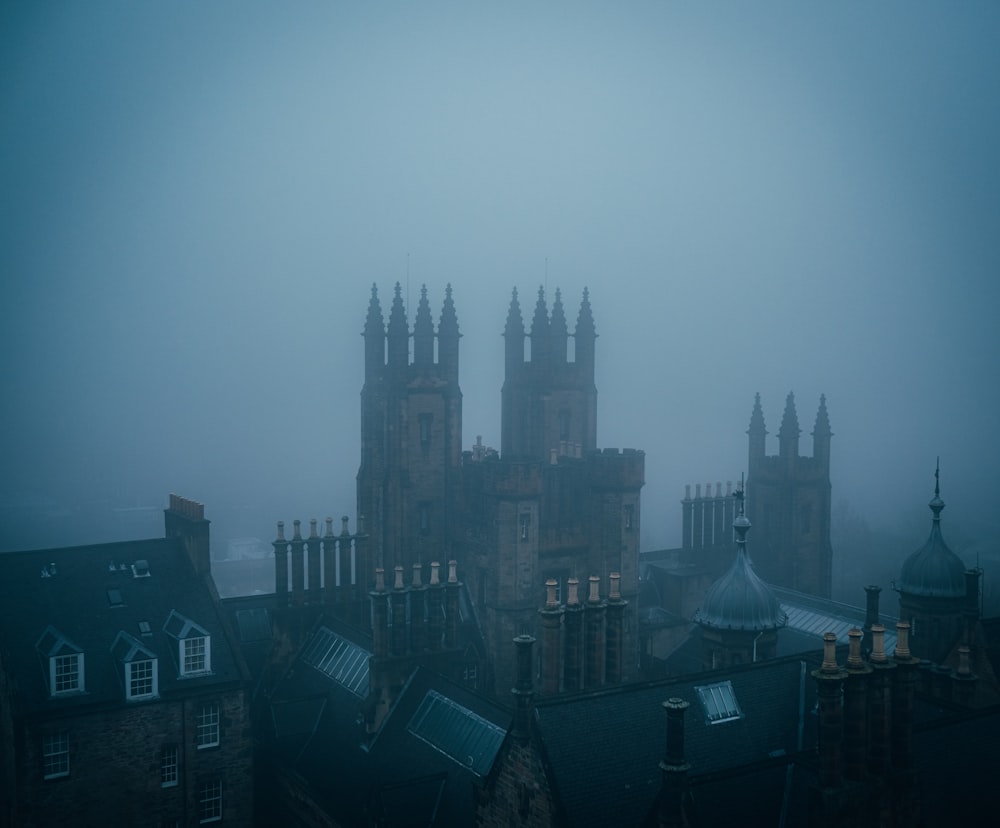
top-left (694, 496), bottom-right (787, 632)
top-left (897, 471), bottom-right (966, 599)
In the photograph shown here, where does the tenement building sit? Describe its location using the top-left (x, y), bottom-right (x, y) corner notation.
top-left (0, 495), bottom-right (252, 827)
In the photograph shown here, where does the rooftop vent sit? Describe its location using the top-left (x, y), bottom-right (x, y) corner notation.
top-left (131, 560), bottom-right (150, 579)
top-left (107, 589), bottom-right (124, 607)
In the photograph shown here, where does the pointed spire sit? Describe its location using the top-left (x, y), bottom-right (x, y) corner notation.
top-left (364, 283), bottom-right (384, 336)
top-left (413, 284), bottom-right (434, 366)
top-left (549, 287), bottom-right (568, 362)
top-left (748, 392), bottom-right (767, 436)
top-left (930, 457), bottom-right (944, 520)
top-left (812, 393), bottom-right (832, 437)
top-left (504, 287), bottom-right (525, 337)
top-left (387, 281), bottom-right (408, 368)
top-left (438, 283), bottom-right (459, 338)
top-left (778, 392), bottom-right (800, 440)
top-left (574, 286), bottom-right (596, 338)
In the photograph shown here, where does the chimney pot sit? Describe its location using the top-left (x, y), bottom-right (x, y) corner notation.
top-left (447, 559), bottom-right (458, 584)
top-left (685, 484), bottom-right (691, 500)
top-left (588, 575), bottom-right (601, 604)
top-left (292, 519), bottom-right (302, 541)
top-left (430, 561), bottom-right (441, 585)
top-left (412, 562), bottom-right (423, 588)
top-left (375, 567), bottom-right (385, 592)
top-left (567, 577), bottom-right (580, 606)
top-left (894, 621), bottom-right (912, 660)
top-left (821, 631), bottom-right (840, 673)
top-left (309, 518), bottom-right (318, 539)
top-left (609, 572), bottom-right (621, 601)
top-left (545, 578), bottom-right (559, 608)
top-left (276, 521), bottom-right (285, 542)
top-left (393, 565), bottom-right (405, 591)
top-left (341, 515), bottom-right (350, 535)
top-left (957, 644), bottom-right (972, 677)
top-left (870, 624), bottom-right (887, 664)
top-left (324, 516), bottom-right (334, 537)
top-left (847, 627), bottom-right (864, 668)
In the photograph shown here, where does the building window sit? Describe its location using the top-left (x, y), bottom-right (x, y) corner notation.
top-left (129, 659), bottom-right (156, 699)
top-left (163, 611), bottom-right (212, 676)
top-left (54, 654), bottom-right (81, 694)
top-left (161, 745), bottom-right (179, 787)
top-left (199, 777), bottom-right (223, 823)
top-left (519, 514), bottom-right (530, 542)
top-left (624, 504), bottom-right (634, 532)
top-left (43, 731), bottom-right (70, 779)
top-left (196, 702), bottom-right (220, 749)
top-left (419, 413), bottom-right (433, 449)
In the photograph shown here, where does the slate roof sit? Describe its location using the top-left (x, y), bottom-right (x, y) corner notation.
top-left (773, 586), bottom-right (898, 654)
top-left (533, 655), bottom-right (818, 828)
top-left (267, 627), bottom-right (511, 827)
top-left (0, 537), bottom-right (245, 717)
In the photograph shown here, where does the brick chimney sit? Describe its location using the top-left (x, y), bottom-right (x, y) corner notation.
top-left (952, 644), bottom-right (978, 707)
top-left (444, 560), bottom-right (460, 650)
top-left (323, 517), bottom-right (337, 605)
top-left (391, 565), bottom-right (408, 657)
top-left (584, 575), bottom-right (605, 688)
top-left (290, 520), bottom-right (305, 607)
top-left (307, 519), bottom-right (321, 603)
top-left (164, 494), bottom-right (211, 578)
top-left (370, 568), bottom-right (389, 659)
top-left (863, 585), bottom-right (881, 656)
top-left (273, 521), bottom-right (288, 604)
top-left (658, 698), bottom-right (691, 828)
top-left (539, 579), bottom-right (563, 695)
top-left (339, 516), bottom-right (353, 599)
top-left (892, 622), bottom-right (920, 828)
top-left (428, 562), bottom-right (444, 650)
top-left (812, 632), bottom-right (848, 789)
top-left (843, 628), bottom-right (872, 782)
top-left (511, 634), bottom-right (536, 745)
top-left (605, 572), bottom-right (626, 684)
top-left (410, 563), bottom-right (427, 653)
top-left (563, 578), bottom-right (584, 692)
top-left (867, 624), bottom-right (896, 781)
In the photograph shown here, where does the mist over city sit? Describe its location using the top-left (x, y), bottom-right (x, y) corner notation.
top-left (3, 2), bottom-right (998, 592)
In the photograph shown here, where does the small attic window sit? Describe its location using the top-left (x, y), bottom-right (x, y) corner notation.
top-left (696, 680), bottom-right (742, 724)
top-left (131, 560), bottom-right (151, 578)
top-left (138, 621), bottom-right (152, 637)
top-left (163, 610), bottom-right (212, 676)
top-left (112, 631), bottom-right (159, 701)
top-left (36, 626), bottom-right (85, 697)
top-left (107, 589), bottom-right (124, 607)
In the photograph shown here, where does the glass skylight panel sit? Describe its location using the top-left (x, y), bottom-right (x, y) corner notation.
top-left (301, 627), bottom-right (370, 697)
top-left (696, 680), bottom-right (742, 724)
top-left (407, 690), bottom-right (506, 777)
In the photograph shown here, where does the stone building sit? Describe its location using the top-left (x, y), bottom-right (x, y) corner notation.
top-left (746, 392), bottom-right (833, 597)
top-left (0, 495), bottom-right (253, 827)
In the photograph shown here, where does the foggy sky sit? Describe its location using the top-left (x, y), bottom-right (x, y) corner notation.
top-left (2, 2), bottom-right (999, 557)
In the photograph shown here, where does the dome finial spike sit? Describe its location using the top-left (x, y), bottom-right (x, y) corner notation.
top-left (935, 456), bottom-right (940, 498)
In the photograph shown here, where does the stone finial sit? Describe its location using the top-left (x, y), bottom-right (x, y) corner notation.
top-left (588, 575), bottom-right (601, 604)
top-left (545, 578), bottom-right (559, 609)
top-left (292, 519), bottom-right (302, 541)
top-left (309, 518), bottom-right (318, 539)
top-left (447, 560), bottom-right (458, 584)
top-left (894, 621), bottom-right (912, 660)
top-left (567, 577), bottom-right (580, 607)
top-left (684, 484), bottom-right (691, 500)
top-left (609, 572), bottom-right (621, 601)
top-left (847, 628), bottom-right (864, 669)
top-left (820, 631), bottom-right (840, 674)
top-left (430, 561), bottom-right (441, 585)
top-left (341, 515), bottom-right (350, 535)
top-left (393, 565), bottom-right (405, 591)
top-left (276, 521), bottom-right (285, 542)
top-left (412, 562), bottom-right (423, 588)
top-left (375, 567), bottom-right (385, 592)
top-left (870, 624), bottom-right (887, 664)
top-left (324, 517), bottom-right (334, 537)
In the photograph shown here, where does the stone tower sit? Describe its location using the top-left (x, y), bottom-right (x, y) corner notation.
top-left (746, 392), bottom-right (833, 597)
top-left (357, 283), bottom-right (463, 575)
top-left (463, 287), bottom-right (643, 695)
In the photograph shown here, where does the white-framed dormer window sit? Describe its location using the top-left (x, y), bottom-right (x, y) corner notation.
top-left (36, 626), bottom-right (85, 697)
top-left (112, 631), bottom-right (159, 701)
top-left (163, 610), bottom-right (212, 677)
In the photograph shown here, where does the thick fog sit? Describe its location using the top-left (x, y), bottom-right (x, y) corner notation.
top-left (2, 3), bottom-right (998, 593)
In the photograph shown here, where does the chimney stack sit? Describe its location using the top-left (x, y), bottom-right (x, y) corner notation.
top-left (428, 562), bottom-right (444, 650)
top-left (605, 572), bottom-right (626, 684)
top-left (539, 579), bottom-right (564, 695)
top-left (323, 518), bottom-right (337, 605)
top-left (867, 624), bottom-right (896, 780)
top-left (863, 585), bottom-right (881, 656)
top-left (391, 565), bottom-right (408, 656)
top-left (812, 632), bottom-right (848, 789)
top-left (290, 520), bottom-right (305, 607)
top-left (843, 628), bottom-right (872, 782)
top-left (658, 698), bottom-right (691, 828)
top-left (511, 635), bottom-right (536, 745)
top-left (164, 494), bottom-right (211, 578)
top-left (371, 568), bottom-right (389, 659)
top-left (273, 522), bottom-right (288, 604)
top-left (563, 578), bottom-right (584, 692)
top-left (891, 622), bottom-right (918, 775)
top-left (307, 519), bottom-right (321, 602)
top-left (444, 560), bottom-right (460, 649)
top-left (584, 575), bottom-right (606, 688)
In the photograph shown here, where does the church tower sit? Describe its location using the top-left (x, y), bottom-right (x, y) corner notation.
top-left (357, 283), bottom-right (463, 576)
top-left (745, 392), bottom-right (833, 597)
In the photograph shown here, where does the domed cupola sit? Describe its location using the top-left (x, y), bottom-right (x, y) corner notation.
top-left (897, 463), bottom-right (966, 599)
top-left (695, 485), bottom-right (787, 631)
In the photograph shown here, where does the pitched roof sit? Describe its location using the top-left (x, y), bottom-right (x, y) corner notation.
top-left (0, 536), bottom-right (244, 715)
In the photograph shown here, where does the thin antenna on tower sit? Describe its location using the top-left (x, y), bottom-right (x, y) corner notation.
top-left (406, 252), bottom-right (410, 314)
top-left (545, 257), bottom-right (548, 292)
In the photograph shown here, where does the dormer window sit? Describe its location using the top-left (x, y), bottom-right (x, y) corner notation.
top-left (36, 626), bottom-right (85, 697)
top-left (163, 610), bottom-right (212, 676)
top-left (112, 631), bottom-right (159, 701)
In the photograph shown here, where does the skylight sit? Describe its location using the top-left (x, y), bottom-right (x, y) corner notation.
top-left (407, 690), bottom-right (506, 777)
top-left (696, 680), bottom-right (742, 724)
top-left (300, 627), bottom-right (370, 697)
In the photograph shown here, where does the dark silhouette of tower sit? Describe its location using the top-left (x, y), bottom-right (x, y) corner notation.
top-left (357, 283), bottom-right (463, 575)
top-left (746, 392), bottom-right (833, 597)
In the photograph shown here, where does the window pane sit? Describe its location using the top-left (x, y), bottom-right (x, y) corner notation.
top-left (161, 745), bottom-right (179, 787)
top-left (43, 732), bottom-right (70, 779)
top-left (184, 637), bottom-right (206, 674)
top-left (130, 660), bottom-right (154, 698)
top-left (196, 702), bottom-right (220, 748)
top-left (54, 655), bottom-right (79, 693)
top-left (199, 777), bottom-right (222, 823)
